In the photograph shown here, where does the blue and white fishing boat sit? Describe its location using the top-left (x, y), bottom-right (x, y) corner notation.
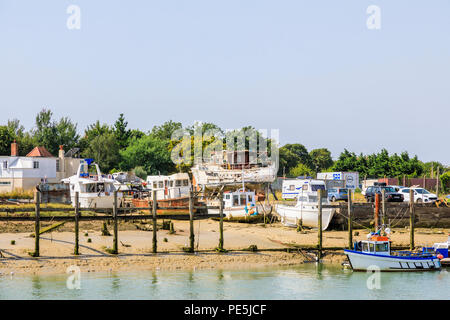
top-left (344, 231), bottom-right (442, 272)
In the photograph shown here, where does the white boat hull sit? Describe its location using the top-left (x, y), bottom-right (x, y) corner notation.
top-left (208, 206), bottom-right (259, 218)
top-left (345, 250), bottom-right (441, 271)
top-left (275, 204), bottom-right (335, 231)
top-left (71, 193), bottom-right (123, 209)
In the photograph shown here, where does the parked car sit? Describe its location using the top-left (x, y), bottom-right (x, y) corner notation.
top-left (328, 188), bottom-right (349, 202)
top-left (390, 185), bottom-right (406, 192)
top-left (398, 188), bottom-right (438, 203)
top-left (364, 186), bottom-right (404, 202)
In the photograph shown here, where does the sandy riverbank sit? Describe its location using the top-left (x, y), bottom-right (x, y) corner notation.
top-left (0, 219), bottom-right (448, 275)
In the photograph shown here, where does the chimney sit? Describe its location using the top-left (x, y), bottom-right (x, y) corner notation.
top-left (11, 140), bottom-right (18, 157)
top-left (58, 145), bottom-right (65, 158)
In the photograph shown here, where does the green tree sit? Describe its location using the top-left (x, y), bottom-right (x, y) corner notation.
top-left (440, 171), bottom-right (450, 192)
top-left (6, 119), bottom-right (35, 155)
top-left (82, 133), bottom-right (121, 173)
top-left (289, 163), bottom-right (314, 178)
top-left (33, 109), bottom-right (58, 154)
top-left (120, 135), bottom-right (175, 175)
top-left (114, 113), bottom-right (131, 150)
top-left (151, 120), bottom-right (183, 141)
top-left (309, 148), bottom-right (333, 172)
top-left (33, 109), bottom-right (80, 155)
top-left (278, 143), bottom-right (312, 175)
top-left (0, 126), bottom-right (14, 155)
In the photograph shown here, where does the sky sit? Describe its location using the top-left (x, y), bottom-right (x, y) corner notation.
top-left (0, 1), bottom-right (449, 164)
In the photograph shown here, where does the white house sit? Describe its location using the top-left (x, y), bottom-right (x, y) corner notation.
top-left (0, 141), bottom-right (82, 193)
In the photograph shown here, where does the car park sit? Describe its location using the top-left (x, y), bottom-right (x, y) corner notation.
top-left (398, 187), bottom-right (438, 203)
top-left (364, 185), bottom-right (404, 202)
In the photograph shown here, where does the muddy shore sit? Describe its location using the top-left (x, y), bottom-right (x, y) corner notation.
top-left (0, 219), bottom-right (448, 275)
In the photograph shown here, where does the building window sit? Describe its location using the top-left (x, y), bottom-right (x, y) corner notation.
top-left (0, 181), bottom-right (11, 185)
top-left (56, 159), bottom-right (60, 172)
top-left (33, 161), bottom-right (39, 169)
top-left (2, 161), bottom-right (7, 169)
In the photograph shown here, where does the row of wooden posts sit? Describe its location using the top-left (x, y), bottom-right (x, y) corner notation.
top-left (316, 188), bottom-right (416, 258)
top-left (27, 189), bottom-right (417, 258)
top-left (31, 190), bottom-right (226, 257)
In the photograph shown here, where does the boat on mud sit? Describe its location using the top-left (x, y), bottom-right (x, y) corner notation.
top-left (131, 173), bottom-right (205, 213)
top-left (207, 188), bottom-right (265, 218)
top-left (191, 150), bottom-right (277, 189)
top-left (62, 159), bottom-right (123, 209)
top-left (275, 179), bottom-right (335, 230)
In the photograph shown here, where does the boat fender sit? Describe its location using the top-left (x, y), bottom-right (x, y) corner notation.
top-left (437, 253), bottom-right (444, 260)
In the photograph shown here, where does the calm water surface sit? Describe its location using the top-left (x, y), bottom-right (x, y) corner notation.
top-left (0, 264), bottom-right (449, 300)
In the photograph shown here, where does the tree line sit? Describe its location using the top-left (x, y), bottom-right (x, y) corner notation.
top-left (0, 109), bottom-right (448, 189)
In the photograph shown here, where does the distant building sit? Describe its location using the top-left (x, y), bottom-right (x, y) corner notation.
top-left (0, 141), bottom-right (82, 192)
top-left (316, 172), bottom-right (360, 190)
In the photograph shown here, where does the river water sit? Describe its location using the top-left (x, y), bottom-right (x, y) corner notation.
top-left (0, 264), bottom-right (448, 300)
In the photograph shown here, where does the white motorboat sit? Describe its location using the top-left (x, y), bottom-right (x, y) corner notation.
top-left (207, 189), bottom-right (260, 218)
top-left (62, 159), bottom-right (123, 209)
top-left (275, 179), bottom-right (335, 230)
top-left (345, 233), bottom-right (441, 271)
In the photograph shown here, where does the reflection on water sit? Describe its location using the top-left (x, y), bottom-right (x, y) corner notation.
top-left (0, 264), bottom-right (449, 300)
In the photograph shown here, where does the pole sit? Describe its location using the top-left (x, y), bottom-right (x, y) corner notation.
top-left (152, 190), bottom-right (157, 254)
top-left (34, 190), bottom-right (40, 257)
top-left (218, 190), bottom-right (224, 251)
top-left (348, 189), bottom-right (353, 249)
top-left (409, 188), bottom-right (415, 251)
top-left (436, 167), bottom-right (440, 196)
top-left (374, 193), bottom-right (380, 231)
top-left (74, 192), bottom-right (79, 255)
top-left (112, 190), bottom-right (118, 254)
top-left (381, 188), bottom-right (386, 227)
top-left (317, 189), bottom-right (323, 259)
top-left (189, 190), bottom-right (195, 252)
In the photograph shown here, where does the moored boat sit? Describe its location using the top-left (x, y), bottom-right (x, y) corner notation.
top-left (345, 233), bottom-right (441, 271)
top-left (275, 179), bottom-right (335, 230)
top-left (62, 159), bottom-right (123, 209)
top-left (207, 189), bottom-right (261, 218)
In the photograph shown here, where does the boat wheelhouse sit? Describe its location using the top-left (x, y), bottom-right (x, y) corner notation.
top-left (62, 160), bottom-right (122, 209)
top-left (207, 189), bottom-right (259, 217)
top-left (145, 173), bottom-right (191, 200)
top-left (345, 234), bottom-right (441, 271)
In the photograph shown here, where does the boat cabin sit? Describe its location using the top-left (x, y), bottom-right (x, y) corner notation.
top-left (223, 189), bottom-right (256, 209)
top-left (353, 235), bottom-right (391, 256)
top-left (146, 173), bottom-right (191, 200)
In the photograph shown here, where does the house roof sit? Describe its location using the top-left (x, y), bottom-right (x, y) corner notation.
top-left (26, 146), bottom-right (55, 158)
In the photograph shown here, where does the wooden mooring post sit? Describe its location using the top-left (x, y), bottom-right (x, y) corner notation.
top-left (34, 190), bottom-right (41, 257)
top-left (112, 190), bottom-right (118, 254)
top-left (189, 191), bottom-right (195, 253)
top-left (374, 193), bottom-right (380, 231)
top-left (152, 190), bottom-right (157, 254)
top-left (436, 167), bottom-right (440, 196)
top-left (348, 189), bottom-right (353, 249)
top-left (74, 192), bottom-right (80, 255)
top-left (317, 189), bottom-right (323, 259)
top-left (381, 188), bottom-right (386, 227)
top-left (218, 190), bottom-right (224, 251)
top-left (409, 189), bottom-right (415, 250)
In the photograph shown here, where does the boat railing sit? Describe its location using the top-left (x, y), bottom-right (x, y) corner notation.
top-left (391, 251), bottom-right (434, 258)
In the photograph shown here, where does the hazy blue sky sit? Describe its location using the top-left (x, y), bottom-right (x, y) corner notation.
top-left (0, 1), bottom-right (449, 164)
